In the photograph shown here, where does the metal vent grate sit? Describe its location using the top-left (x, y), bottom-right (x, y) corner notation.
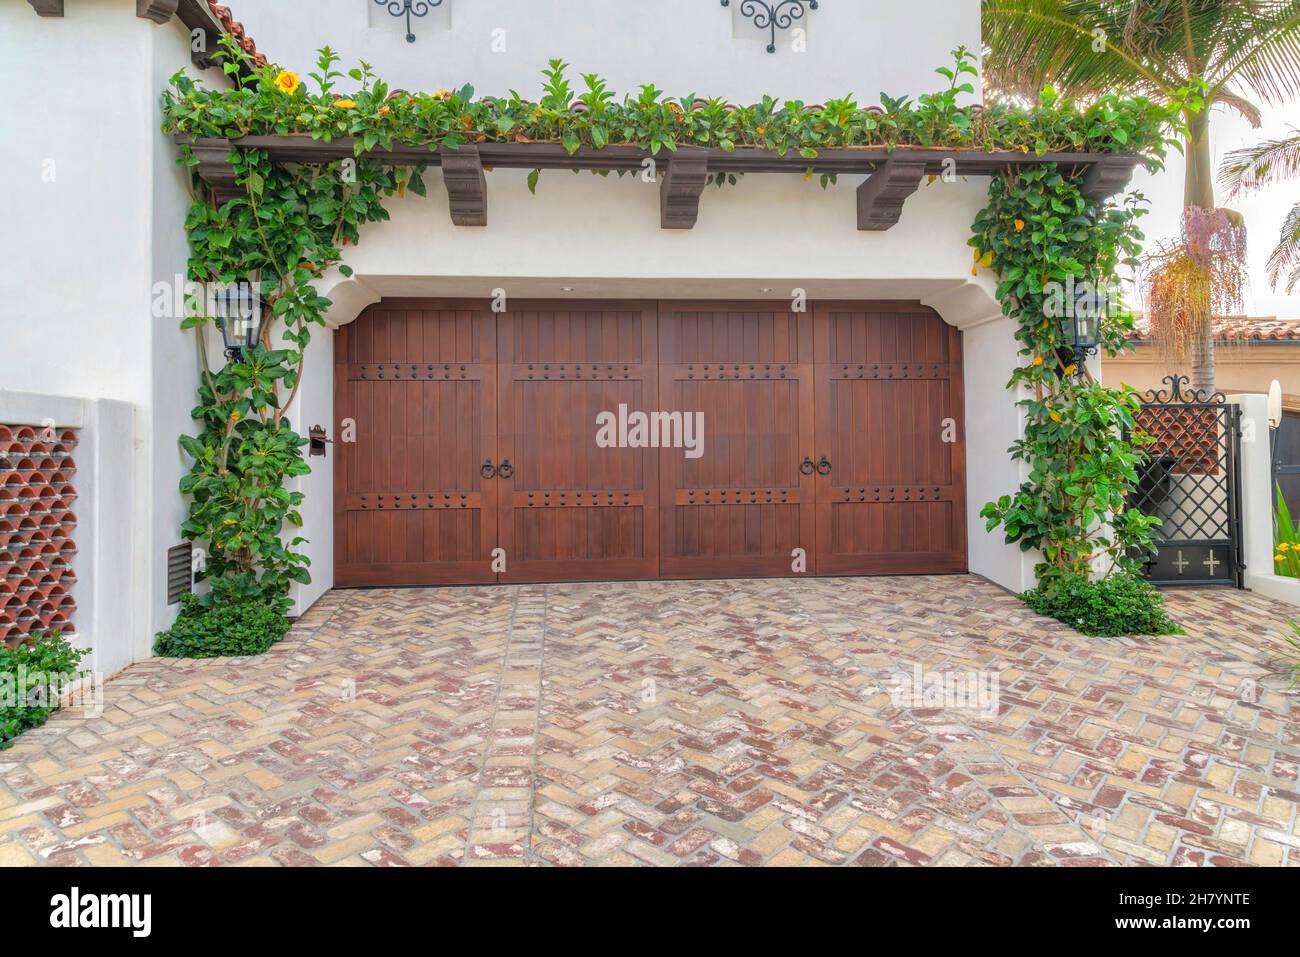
top-left (166, 542), bottom-right (193, 605)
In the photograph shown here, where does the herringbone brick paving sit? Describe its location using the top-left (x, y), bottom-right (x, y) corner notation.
top-left (1, 576), bottom-right (1296, 866)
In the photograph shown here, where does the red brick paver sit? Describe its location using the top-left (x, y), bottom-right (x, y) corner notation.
top-left (1, 577), bottom-right (1296, 866)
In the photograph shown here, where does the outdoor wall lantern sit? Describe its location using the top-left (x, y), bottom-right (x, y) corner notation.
top-left (374, 0), bottom-right (443, 43)
top-left (722, 0), bottom-right (818, 54)
top-left (1059, 281), bottom-right (1106, 369)
top-left (213, 280), bottom-right (265, 362)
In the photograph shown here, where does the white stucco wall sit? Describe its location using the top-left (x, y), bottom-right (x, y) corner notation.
top-left (231, 0), bottom-right (981, 107)
top-left (0, 3), bottom-right (214, 669)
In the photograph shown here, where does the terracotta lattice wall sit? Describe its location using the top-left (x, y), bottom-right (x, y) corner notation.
top-left (0, 425), bottom-right (78, 645)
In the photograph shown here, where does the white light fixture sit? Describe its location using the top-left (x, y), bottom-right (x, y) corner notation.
top-left (1268, 379), bottom-right (1283, 430)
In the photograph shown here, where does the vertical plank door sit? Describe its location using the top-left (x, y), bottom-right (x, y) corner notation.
top-left (333, 300), bottom-right (498, 585)
top-left (812, 302), bottom-right (967, 575)
top-left (496, 301), bottom-right (660, 583)
top-left (658, 302), bottom-right (817, 579)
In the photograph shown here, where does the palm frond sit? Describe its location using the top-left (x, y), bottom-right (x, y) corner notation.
top-left (1218, 129), bottom-right (1300, 197)
top-left (1209, 2), bottom-right (1300, 104)
top-left (983, 1), bottom-right (1175, 99)
top-left (1212, 87), bottom-right (1263, 127)
top-left (1266, 202), bottom-right (1300, 292)
top-left (985, 1), bottom-right (1300, 110)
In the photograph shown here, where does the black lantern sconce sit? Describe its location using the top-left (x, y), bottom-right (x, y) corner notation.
top-left (212, 280), bottom-right (266, 362)
top-left (1058, 279), bottom-right (1107, 372)
top-left (374, 0), bottom-right (444, 43)
top-left (722, 0), bottom-right (819, 54)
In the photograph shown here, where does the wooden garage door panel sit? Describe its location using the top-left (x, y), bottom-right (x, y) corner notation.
top-left (335, 298), bottom-right (966, 587)
top-left (497, 304), bottom-right (659, 582)
top-left (814, 303), bottom-right (966, 575)
top-left (659, 304), bottom-right (816, 578)
top-left (334, 303), bottom-right (497, 586)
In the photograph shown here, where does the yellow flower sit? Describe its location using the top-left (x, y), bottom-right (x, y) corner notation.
top-left (434, 89), bottom-right (451, 100)
top-left (1280, 542), bottom-right (1291, 551)
top-left (229, 411), bottom-right (241, 421)
top-left (334, 99), bottom-right (358, 109)
top-left (1063, 364), bottom-right (1076, 376)
top-left (223, 519), bottom-right (237, 526)
top-left (1033, 356), bottom-right (1044, 367)
top-left (1276, 554), bottom-right (1286, 563)
top-left (274, 70), bottom-right (300, 95)
top-left (1014, 218), bottom-right (1026, 231)
top-left (756, 126), bottom-right (766, 136)
top-left (1049, 411), bottom-right (1063, 423)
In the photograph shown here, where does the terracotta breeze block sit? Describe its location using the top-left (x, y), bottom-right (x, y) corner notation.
top-left (0, 424), bottom-right (78, 645)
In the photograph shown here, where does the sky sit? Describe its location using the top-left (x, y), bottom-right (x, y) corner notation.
top-left (1131, 102), bottom-right (1300, 319)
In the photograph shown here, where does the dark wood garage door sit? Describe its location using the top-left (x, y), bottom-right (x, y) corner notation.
top-left (496, 303), bottom-right (660, 583)
top-left (658, 303), bottom-right (816, 579)
top-left (334, 298), bottom-right (965, 585)
top-left (333, 301), bottom-right (497, 586)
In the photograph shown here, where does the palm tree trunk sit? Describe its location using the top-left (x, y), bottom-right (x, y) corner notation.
top-left (1184, 109), bottom-right (1215, 210)
top-left (1185, 109), bottom-right (1217, 395)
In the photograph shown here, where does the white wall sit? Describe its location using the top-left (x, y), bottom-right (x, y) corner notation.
top-left (148, 16), bottom-right (219, 651)
top-left (231, 0), bottom-right (981, 107)
top-left (284, 329), bottom-right (335, 615)
top-left (958, 316), bottom-right (1038, 593)
top-left (0, 3), bottom-right (220, 666)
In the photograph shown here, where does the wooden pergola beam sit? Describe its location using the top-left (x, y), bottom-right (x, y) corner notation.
top-left (175, 135), bottom-right (1144, 231)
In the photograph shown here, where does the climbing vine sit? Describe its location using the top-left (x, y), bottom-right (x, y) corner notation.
top-left (969, 156), bottom-right (1167, 584)
top-left (162, 38), bottom-right (1182, 618)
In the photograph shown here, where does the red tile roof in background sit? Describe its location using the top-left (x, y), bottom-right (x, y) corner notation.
top-left (1126, 316), bottom-right (1300, 343)
top-left (206, 0), bottom-right (268, 68)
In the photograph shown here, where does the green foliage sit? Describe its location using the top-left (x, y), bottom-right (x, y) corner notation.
top-left (972, 164), bottom-right (1166, 585)
top-left (1273, 483), bottom-right (1300, 579)
top-left (1021, 571), bottom-right (1183, 637)
top-left (162, 43), bottom-right (1179, 164)
top-left (168, 43), bottom-right (411, 611)
top-left (0, 633), bottom-right (86, 749)
top-left (153, 594), bottom-right (290, 659)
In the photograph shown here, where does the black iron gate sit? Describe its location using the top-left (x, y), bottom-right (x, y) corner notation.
top-left (1131, 375), bottom-right (1243, 587)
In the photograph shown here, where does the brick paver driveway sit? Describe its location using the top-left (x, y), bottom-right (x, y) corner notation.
top-left (2, 576), bottom-right (1298, 866)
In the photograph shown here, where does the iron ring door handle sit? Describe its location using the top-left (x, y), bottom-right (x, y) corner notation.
top-left (497, 459), bottom-right (514, 479)
top-left (481, 459), bottom-right (497, 479)
top-left (816, 456), bottom-right (832, 475)
top-left (800, 456), bottom-right (816, 475)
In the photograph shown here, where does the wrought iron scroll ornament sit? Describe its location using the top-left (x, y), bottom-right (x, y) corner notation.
top-left (722, 0), bottom-right (818, 54)
top-left (1140, 374), bottom-right (1226, 406)
top-left (374, 0), bottom-right (443, 44)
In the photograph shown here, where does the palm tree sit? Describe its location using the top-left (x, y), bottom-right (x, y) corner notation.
top-left (984, 1), bottom-right (1300, 391)
top-left (1220, 129), bottom-right (1300, 292)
